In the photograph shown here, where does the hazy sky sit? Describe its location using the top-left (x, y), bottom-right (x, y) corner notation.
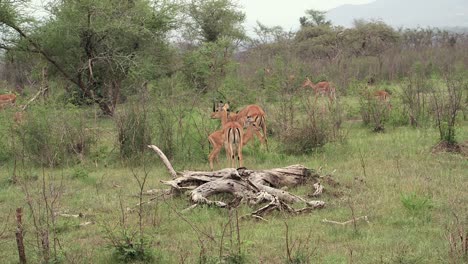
top-left (238, 0), bottom-right (374, 34)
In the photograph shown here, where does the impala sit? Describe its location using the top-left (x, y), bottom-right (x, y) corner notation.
top-left (301, 77), bottom-right (336, 102)
top-left (209, 103), bottom-right (251, 169)
top-left (373, 90), bottom-right (392, 110)
top-left (0, 93), bottom-right (17, 109)
top-left (208, 106), bottom-right (260, 170)
top-left (373, 90), bottom-right (391, 102)
top-left (208, 129), bottom-right (225, 170)
top-left (220, 103), bottom-right (268, 150)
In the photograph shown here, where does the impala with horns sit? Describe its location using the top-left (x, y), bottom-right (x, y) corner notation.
top-left (209, 105), bottom-right (260, 170)
top-left (301, 77), bottom-right (336, 102)
top-left (209, 102), bottom-right (253, 169)
top-left (212, 101), bottom-right (268, 150)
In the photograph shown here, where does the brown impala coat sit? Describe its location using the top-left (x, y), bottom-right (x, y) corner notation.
top-left (301, 77), bottom-right (336, 101)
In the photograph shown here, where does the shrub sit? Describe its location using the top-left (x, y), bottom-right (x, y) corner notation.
top-left (0, 113), bottom-right (13, 163)
top-left (108, 231), bottom-right (155, 263)
top-left (14, 105), bottom-right (95, 167)
top-left (149, 96), bottom-right (212, 164)
top-left (400, 192), bottom-right (433, 221)
top-left (60, 108), bottom-right (96, 162)
top-left (275, 94), bottom-right (343, 154)
top-left (116, 104), bottom-right (152, 161)
top-left (359, 88), bottom-right (391, 132)
top-left (430, 72), bottom-right (466, 145)
top-left (71, 167), bottom-right (89, 179)
top-left (400, 63), bottom-right (434, 127)
top-left (223, 253), bottom-right (249, 264)
top-left (150, 105), bottom-right (175, 160)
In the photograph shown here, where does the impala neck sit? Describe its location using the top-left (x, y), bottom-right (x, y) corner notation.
top-left (220, 108), bottom-right (229, 126)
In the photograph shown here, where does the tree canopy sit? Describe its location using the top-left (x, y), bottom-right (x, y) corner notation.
top-left (186, 0), bottom-right (246, 43)
top-left (1, 0), bottom-right (179, 115)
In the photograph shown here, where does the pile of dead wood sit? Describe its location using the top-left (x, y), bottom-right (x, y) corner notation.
top-left (148, 145), bottom-right (329, 219)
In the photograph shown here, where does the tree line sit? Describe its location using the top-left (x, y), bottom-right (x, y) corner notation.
top-left (1, 1), bottom-right (467, 115)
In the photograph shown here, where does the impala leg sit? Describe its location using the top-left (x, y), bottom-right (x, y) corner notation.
top-left (208, 145), bottom-right (222, 171)
top-left (237, 142), bottom-right (243, 168)
top-left (254, 129), bottom-right (267, 144)
top-left (261, 119), bottom-right (269, 151)
top-left (250, 119), bottom-right (268, 151)
top-left (227, 143), bottom-right (234, 168)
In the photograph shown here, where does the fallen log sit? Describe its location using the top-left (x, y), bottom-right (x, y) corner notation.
top-left (148, 144), bottom-right (327, 217)
top-left (322, 216), bottom-right (370, 225)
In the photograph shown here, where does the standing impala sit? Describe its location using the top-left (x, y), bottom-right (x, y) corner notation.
top-left (301, 77), bottom-right (336, 102)
top-left (209, 103), bottom-right (250, 169)
top-left (208, 104), bottom-right (260, 170)
top-left (208, 129), bottom-right (225, 170)
top-left (373, 90), bottom-right (391, 102)
top-left (214, 102), bottom-right (268, 150)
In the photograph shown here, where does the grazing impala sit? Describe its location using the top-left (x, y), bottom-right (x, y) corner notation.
top-left (301, 77), bottom-right (336, 102)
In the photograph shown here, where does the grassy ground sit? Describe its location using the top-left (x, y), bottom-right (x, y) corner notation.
top-left (0, 103), bottom-right (467, 263)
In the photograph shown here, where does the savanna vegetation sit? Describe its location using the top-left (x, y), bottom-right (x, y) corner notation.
top-left (0, 1), bottom-right (467, 263)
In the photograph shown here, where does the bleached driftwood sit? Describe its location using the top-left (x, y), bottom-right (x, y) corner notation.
top-left (322, 216), bottom-right (370, 225)
top-left (148, 144), bottom-right (328, 217)
top-left (148, 145), bottom-right (177, 178)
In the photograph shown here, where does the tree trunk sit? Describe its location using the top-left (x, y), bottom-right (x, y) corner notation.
top-left (15, 208), bottom-right (26, 264)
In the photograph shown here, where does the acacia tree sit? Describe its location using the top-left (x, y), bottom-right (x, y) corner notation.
top-left (250, 21), bottom-right (293, 47)
top-left (299, 9), bottom-right (331, 27)
top-left (186, 0), bottom-right (245, 43)
top-left (1, 0), bottom-right (178, 115)
top-left (181, 0), bottom-right (246, 92)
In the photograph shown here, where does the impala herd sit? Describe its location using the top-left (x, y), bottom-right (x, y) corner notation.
top-left (208, 101), bottom-right (268, 170)
top-left (1, 76), bottom-right (393, 170)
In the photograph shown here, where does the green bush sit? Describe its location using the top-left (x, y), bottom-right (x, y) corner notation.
top-left (359, 90), bottom-right (391, 132)
top-left (275, 95), bottom-right (343, 155)
top-left (400, 192), bottom-right (433, 221)
top-left (148, 97), bottom-right (213, 164)
top-left (71, 167), bottom-right (89, 179)
top-left (0, 114), bottom-right (12, 163)
top-left (109, 234), bottom-right (155, 263)
top-left (223, 253), bottom-right (249, 264)
top-left (116, 104), bottom-right (152, 161)
top-left (387, 100), bottom-right (410, 127)
top-left (13, 105), bottom-right (95, 167)
top-left (286, 251), bottom-right (310, 264)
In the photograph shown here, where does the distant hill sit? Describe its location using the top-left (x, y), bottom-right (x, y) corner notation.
top-left (326, 0), bottom-right (468, 29)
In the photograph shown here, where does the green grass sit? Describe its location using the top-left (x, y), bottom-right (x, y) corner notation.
top-left (0, 102), bottom-right (466, 263)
